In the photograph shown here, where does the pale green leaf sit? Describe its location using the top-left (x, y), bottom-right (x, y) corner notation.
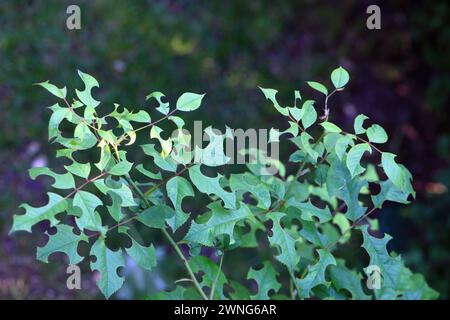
top-left (330, 67), bottom-right (350, 89)
top-left (366, 124), bottom-right (388, 144)
top-left (176, 92), bottom-right (205, 112)
top-left (166, 176), bottom-right (194, 231)
top-left (35, 80), bottom-right (67, 99)
top-left (307, 81), bottom-right (328, 95)
top-left (346, 143), bottom-right (372, 177)
top-left (75, 70), bottom-right (100, 108)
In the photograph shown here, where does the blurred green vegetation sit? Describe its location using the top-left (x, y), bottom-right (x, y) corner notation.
top-left (0, 0), bottom-right (448, 299)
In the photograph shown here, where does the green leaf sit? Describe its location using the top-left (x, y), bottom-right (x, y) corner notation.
top-left (96, 145), bottom-right (112, 171)
top-left (125, 236), bottom-right (157, 271)
top-left (359, 226), bottom-right (402, 291)
top-left (228, 280), bottom-right (251, 300)
top-left (299, 218), bottom-right (330, 247)
top-left (135, 164), bottom-right (162, 180)
top-left (188, 164), bottom-right (236, 209)
top-left (366, 124), bottom-right (388, 144)
top-left (64, 161), bottom-right (91, 179)
top-left (288, 107), bottom-right (302, 122)
top-left (286, 199), bottom-right (332, 223)
top-left (300, 100), bottom-right (317, 129)
top-left (141, 144), bottom-right (177, 172)
top-left (329, 260), bottom-right (370, 300)
top-left (48, 103), bottom-right (71, 139)
top-left (259, 87), bottom-right (289, 116)
top-left (307, 81), bottom-right (328, 95)
top-left (166, 176), bottom-right (194, 232)
top-left (108, 159), bottom-right (133, 176)
top-left (90, 237), bottom-right (125, 299)
top-left (137, 204), bottom-right (175, 229)
top-left (346, 143), bottom-right (372, 177)
top-left (381, 152), bottom-right (408, 190)
top-left (176, 92), bottom-right (205, 112)
top-left (150, 126), bottom-right (173, 159)
top-left (296, 249), bottom-right (336, 298)
top-left (247, 261), bottom-right (282, 300)
top-left (37, 224), bottom-right (87, 265)
top-left (75, 70), bottom-right (100, 108)
top-left (73, 191), bottom-right (106, 234)
top-left (35, 80), bottom-right (67, 99)
top-left (146, 91), bottom-right (170, 115)
top-left (29, 167), bottom-right (75, 190)
top-left (189, 255), bottom-right (228, 300)
top-left (354, 114), bottom-right (369, 134)
top-left (320, 122), bottom-right (342, 133)
top-left (267, 212), bottom-right (299, 273)
top-left (148, 286), bottom-right (187, 300)
top-left (330, 67), bottom-right (350, 89)
top-left (185, 202), bottom-right (253, 246)
top-left (294, 90), bottom-right (302, 106)
top-left (372, 180), bottom-right (410, 208)
top-left (230, 173), bottom-right (271, 209)
top-left (11, 192), bottom-right (68, 233)
top-left (291, 132), bottom-right (319, 163)
top-left (335, 135), bottom-right (354, 160)
top-left (327, 158), bottom-right (368, 221)
top-left (93, 178), bottom-right (137, 207)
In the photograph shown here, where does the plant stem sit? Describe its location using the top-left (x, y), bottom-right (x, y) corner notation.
top-left (123, 173), bottom-right (208, 300)
top-left (210, 253), bottom-right (225, 300)
top-left (161, 228), bottom-right (209, 300)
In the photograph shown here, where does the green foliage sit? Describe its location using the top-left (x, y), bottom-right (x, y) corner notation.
top-left (10, 68), bottom-right (437, 300)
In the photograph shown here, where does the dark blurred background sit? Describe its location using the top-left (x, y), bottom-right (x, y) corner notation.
top-left (0, 0), bottom-right (448, 299)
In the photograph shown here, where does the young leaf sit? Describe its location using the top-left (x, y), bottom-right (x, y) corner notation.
top-left (353, 114), bottom-right (369, 134)
top-left (300, 100), bottom-right (317, 129)
top-left (366, 124), bottom-right (388, 144)
top-left (166, 176), bottom-right (194, 232)
top-left (330, 67), bottom-right (350, 89)
top-left (75, 70), bottom-right (100, 108)
top-left (307, 81), bottom-right (328, 95)
top-left (108, 159), bottom-right (133, 176)
top-left (259, 87), bottom-right (289, 116)
top-left (35, 80), bottom-right (67, 99)
top-left (176, 92), bottom-right (205, 112)
top-left (346, 143), bottom-right (372, 177)
top-left (320, 121), bottom-right (342, 133)
top-left (146, 91), bottom-right (170, 115)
